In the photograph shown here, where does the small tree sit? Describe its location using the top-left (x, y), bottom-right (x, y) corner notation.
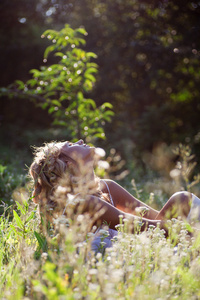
top-left (1, 24), bottom-right (113, 142)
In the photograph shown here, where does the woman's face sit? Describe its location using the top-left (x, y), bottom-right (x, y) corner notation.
top-left (60, 140), bottom-right (95, 164)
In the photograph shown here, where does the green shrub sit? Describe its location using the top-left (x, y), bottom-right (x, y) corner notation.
top-left (0, 163), bottom-right (27, 213)
top-left (0, 24), bottom-right (114, 142)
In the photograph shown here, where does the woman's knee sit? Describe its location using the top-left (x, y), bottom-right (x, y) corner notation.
top-left (156, 191), bottom-right (192, 220)
top-left (168, 191), bottom-right (192, 217)
top-left (170, 191), bottom-right (192, 203)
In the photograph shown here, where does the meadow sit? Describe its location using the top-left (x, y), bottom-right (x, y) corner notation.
top-left (1, 143), bottom-right (200, 300)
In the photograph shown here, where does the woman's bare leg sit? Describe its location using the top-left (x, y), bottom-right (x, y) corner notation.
top-left (155, 191), bottom-right (192, 220)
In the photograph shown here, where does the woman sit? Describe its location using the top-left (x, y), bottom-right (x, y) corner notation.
top-left (29, 139), bottom-right (200, 251)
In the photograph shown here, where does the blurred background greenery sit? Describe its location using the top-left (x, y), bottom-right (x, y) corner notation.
top-left (1, 0), bottom-right (200, 208)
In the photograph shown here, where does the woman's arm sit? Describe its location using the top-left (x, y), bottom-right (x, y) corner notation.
top-left (80, 195), bottom-right (167, 235)
top-left (100, 179), bottom-right (159, 219)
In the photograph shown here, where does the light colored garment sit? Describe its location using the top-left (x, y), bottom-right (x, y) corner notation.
top-left (187, 194), bottom-right (200, 222)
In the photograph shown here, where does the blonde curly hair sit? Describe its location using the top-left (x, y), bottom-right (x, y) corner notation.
top-left (29, 142), bottom-right (75, 213)
top-left (29, 141), bottom-right (110, 221)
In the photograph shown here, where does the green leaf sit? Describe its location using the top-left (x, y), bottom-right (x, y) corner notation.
top-left (26, 211), bottom-right (35, 223)
top-left (9, 224), bottom-right (17, 234)
top-left (84, 73), bottom-right (96, 82)
top-left (171, 90), bottom-right (192, 103)
top-left (86, 62), bottom-right (98, 68)
top-left (94, 133), bottom-right (106, 139)
top-left (83, 79), bottom-right (93, 91)
top-left (77, 92), bottom-right (83, 101)
top-left (101, 102), bottom-right (113, 109)
top-left (0, 164), bottom-right (7, 175)
top-left (27, 79), bottom-right (37, 88)
top-left (16, 201), bottom-right (26, 215)
top-left (102, 114), bottom-right (113, 122)
top-left (44, 45), bottom-right (57, 59)
top-left (41, 102), bottom-right (49, 109)
top-left (34, 231), bottom-right (48, 251)
top-left (51, 100), bottom-right (61, 107)
top-left (13, 210), bottom-right (23, 230)
top-left (85, 67), bottom-right (98, 74)
top-left (48, 107), bottom-right (55, 114)
top-left (85, 99), bottom-right (96, 109)
top-left (54, 120), bottom-right (67, 126)
top-left (29, 69), bottom-right (41, 77)
top-left (77, 38), bottom-right (86, 46)
top-left (43, 29), bottom-right (57, 39)
top-left (60, 94), bottom-right (69, 101)
top-left (86, 52), bottom-right (98, 59)
top-left (54, 52), bottom-right (65, 57)
top-left (75, 28), bottom-right (87, 36)
top-left (15, 80), bottom-right (25, 89)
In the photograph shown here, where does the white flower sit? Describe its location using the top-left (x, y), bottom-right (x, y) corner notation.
top-left (77, 214), bottom-right (84, 222)
top-left (98, 229), bottom-right (109, 236)
top-left (110, 269), bottom-right (124, 283)
top-left (170, 169), bottom-right (181, 178)
top-left (97, 160), bottom-right (110, 169)
top-left (135, 206), bottom-right (149, 214)
top-left (41, 252), bottom-right (48, 259)
top-left (95, 147), bottom-right (106, 157)
top-left (88, 269), bottom-right (98, 275)
top-left (87, 232), bottom-right (95, 238)
top-left (88, 283), bottom-right (99, 291)
top-left (96, 253), bottom-right (102, 260)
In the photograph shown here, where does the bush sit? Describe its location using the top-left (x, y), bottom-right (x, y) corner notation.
top-left (0, 24), bottom-right (114, 143)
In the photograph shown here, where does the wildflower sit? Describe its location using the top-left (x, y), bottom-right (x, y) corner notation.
top-left (110, 269), bottom-right (124, 283)
top-left (88, 269), bottom-right (98, 275)
top-left (87, 232), bottom-right (95, 238)
top-left (170, 169), bottom-right (181, 178)
top-left (149, 224), bottom-right (156, 229)
top-left (97, 160), bottom-right (110, 169)
top-left (135, 206), bottom-right (150, 214)
top-left (77, 214), bottom-right (84, 223)
top-left (115, 224), bottom-right (124, 230)
top-left (95, 147), bottom-right (106, 157)
top-left (41, 252), bottom-right (48, 260)
top-left (96, 253), bottom-right (102, 260)
top-left (88, 283), bottom-right (99, 291)
top-left (123, 218), bottom-right (129, 223)
top-left (98, 229), bottom-right (109, 237)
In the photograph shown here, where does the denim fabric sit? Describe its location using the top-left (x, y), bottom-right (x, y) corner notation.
top-left (91, 228), bottom-right (118, 254)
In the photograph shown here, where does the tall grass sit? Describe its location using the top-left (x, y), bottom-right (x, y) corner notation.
top-left (1, 144), bottom-right (200, 299)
